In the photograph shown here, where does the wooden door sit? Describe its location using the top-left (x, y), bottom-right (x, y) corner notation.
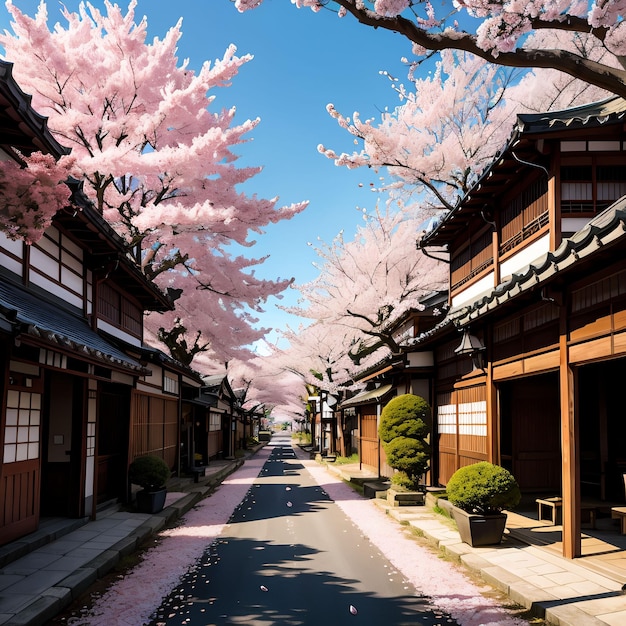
top-left (40, 372), bottom-right (85, 517)
top-left (500, 373), bottom-right (561, 492)
top-left (0, 384), bottom-right (43, 545)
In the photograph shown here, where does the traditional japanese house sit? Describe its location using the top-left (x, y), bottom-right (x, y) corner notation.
top-left (123, 343), bottom-right (204, 482)
top-left (195, 374), bottom-right (239, 461)
top-left (419, 96), bottom-right (626, 558)
top-left (0, 61), bottom-right (193, 544)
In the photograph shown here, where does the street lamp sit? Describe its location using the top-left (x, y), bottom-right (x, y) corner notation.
top-left (455, 328), bottom-right (486, 370)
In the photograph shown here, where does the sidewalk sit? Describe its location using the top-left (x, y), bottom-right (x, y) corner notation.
top-left (0, 452), bottom-right (252, 626)
top-left (324, 461), bottom-right (626, 626)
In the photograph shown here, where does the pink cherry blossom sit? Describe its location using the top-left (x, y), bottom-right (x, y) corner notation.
top-left (0, 1), bottom-right (306, 365)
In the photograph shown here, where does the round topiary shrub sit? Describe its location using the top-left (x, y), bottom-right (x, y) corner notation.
top-left (446, 461), bottom-right (521, 515)
top-left (379, 394), bottom-right (430, 491)
top-left (129, 455), bottom-right (170, 491)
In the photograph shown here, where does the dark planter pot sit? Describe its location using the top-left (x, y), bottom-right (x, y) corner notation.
top-left (136, 488), bottom-right (167, 514)
top-left (451, 505), bottom-right (507, 547)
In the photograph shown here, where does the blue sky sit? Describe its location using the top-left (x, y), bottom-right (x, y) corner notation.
top-left (0, 0), bottom-right (415, 349)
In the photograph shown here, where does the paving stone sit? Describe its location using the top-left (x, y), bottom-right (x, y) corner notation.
top-left (56, 567), bottom-right (98, 600)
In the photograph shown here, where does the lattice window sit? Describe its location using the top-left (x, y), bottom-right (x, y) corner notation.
top-left (562, 163), bottom-right (626, 215)
top-left (524, 304), bottom-right (559, 331)
top-left (458, 401), bottom-right (487, 437)
top-left (437, 402), bottom-right (457, 435)
top-left (597, 165), bottom-right (626, 211)
top-left (163, 372), bottom-right (179, 395)
top-left (4, 390), bottom-right (40, 463)
top-left (98, 282), bottom-right (121, 326)
top-left (98, 282), bottom-right (142, 338)
top-left (501, 176), bottom-right (549, 247)
top-left (494, 318), bottom-right (520, 343)
top-left (209, 413), bottom-right (221, 431)
top-left (572, 269), bottom-right (626, 313)
top-left (451, 229), bottom-right (493, 289)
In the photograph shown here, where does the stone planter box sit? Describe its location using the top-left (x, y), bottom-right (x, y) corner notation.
top-left (386, 488), bottom-right (425, 507)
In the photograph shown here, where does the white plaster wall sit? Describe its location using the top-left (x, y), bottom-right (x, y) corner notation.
top-left (407, 351), bottom-right (434, 367)
top-left (452, 270), bottom-right (495, 308)
top-left (97, 319), bottom-right (142, 346)
top-left (500, 234), bottom-right (550, 281)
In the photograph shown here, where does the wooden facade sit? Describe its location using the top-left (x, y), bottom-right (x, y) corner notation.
top-left (419, 96), bottom-right (626, 558)
top-left (0, 62), bottom-right (206, 545)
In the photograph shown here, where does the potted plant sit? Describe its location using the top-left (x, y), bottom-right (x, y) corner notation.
top-left (378, 394), bottom-right (431, 506)
top-left (129, 454), bottom-right (171, 514)
top-left (446, 461), bottom-right (521, 547)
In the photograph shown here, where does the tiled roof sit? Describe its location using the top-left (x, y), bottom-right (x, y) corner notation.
top-left (340, 384), bottom-right (394, 409)
top-left (0, 61), bottom-right (69, 158)
top-left (0, 276), bottom-right (147, 373)
top-left (421, 97), bottom-right (626, 247)
top-left (516, 96), bottom-right (626, 133)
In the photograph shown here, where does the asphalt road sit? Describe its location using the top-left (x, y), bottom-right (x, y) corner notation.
top-left (149, 436), bottom-right (456, 625)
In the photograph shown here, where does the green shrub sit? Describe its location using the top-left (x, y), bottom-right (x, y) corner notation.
top-left (129, 455), bottom-right (170, 490)
top-left (446, 461), bottom-right (521, 515)
top-left (379, 394), bottom-right (430, 443)
top-left (379, 394), bottom-right (431, 491)
top-left (391, 471), bottom-right (417, 490)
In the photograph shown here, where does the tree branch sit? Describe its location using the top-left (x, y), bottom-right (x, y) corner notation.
top-left (335, 1), bottom-right (626, 97)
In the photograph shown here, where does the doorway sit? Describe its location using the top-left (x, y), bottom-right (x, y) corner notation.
top-left (97, 382), bottom-right (131, 505)
top-left (40, 371), bottom-right (85, 517)
top-left (578, 359), bottom-right (626, 502)
top-left (499, 372), bottom-right (561, 493)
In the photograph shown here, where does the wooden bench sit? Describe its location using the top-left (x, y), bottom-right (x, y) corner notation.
top-left (536, 497), bottom-right (562, 524)
top-left (611, 506), bottom-right (626, 533)
top-left (536, 497), bottom-right (597, 528)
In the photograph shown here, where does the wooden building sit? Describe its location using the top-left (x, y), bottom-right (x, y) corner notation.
top-left (340, 291), bottom-right (446, 479)
top-left (0, 61), bottom-right (199, 544)
top-left (418, 96), bottom-right (626, 558)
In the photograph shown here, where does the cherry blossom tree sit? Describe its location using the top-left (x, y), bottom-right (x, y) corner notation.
top-left (226, 357), bottom-right (306, 421)
top-left (321, 51), bottom-right (517, 211)
top-left (283, 204), bottom-right (448, 373)
top-left (277, 320), bottom-right (360, 394)
top-left (320, 32), bottom-right (613, 210)
top-left (235, 1), bottom-right (626, 99)
top-left (0, 0), bottom-right (306, 365)
top-left (258, 206), bottom-right (448, 411)
top-left (0, 152), bottom-right (74, 243)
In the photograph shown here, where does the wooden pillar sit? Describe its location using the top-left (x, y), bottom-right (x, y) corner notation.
top-left (485, 322), bottom-right (498, 464)
top-left (560, 308), bottom-right (580, 559)
top-left (486, 363), bottom-right (498, 463)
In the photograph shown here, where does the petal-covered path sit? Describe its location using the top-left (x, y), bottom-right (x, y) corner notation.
top-left (68, 437), bottom-right (526, 625)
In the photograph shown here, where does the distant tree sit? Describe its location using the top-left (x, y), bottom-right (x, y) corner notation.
top-left (0, 0), bottom-right (306, 364)
top-left (224, 356), bottom-right (310, 421)
top-left (235, 1), bottom-right (626, 99)
top-left (284, 204), bottom-right (447, 366)
top-left (276, 320), bottom-right (359, 395)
